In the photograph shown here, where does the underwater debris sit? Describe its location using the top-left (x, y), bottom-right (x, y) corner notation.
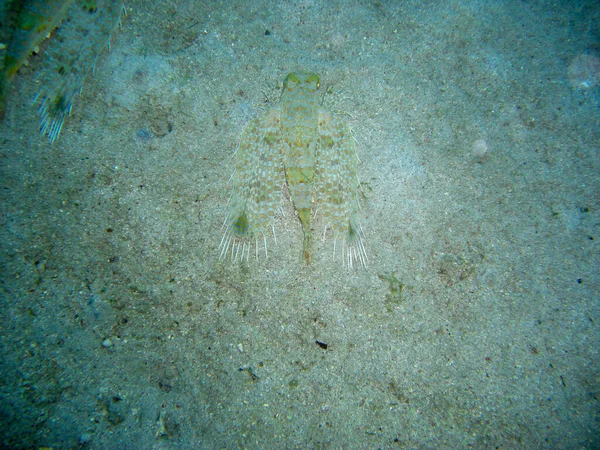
top-left (315, 340), bottom-right (328, 349)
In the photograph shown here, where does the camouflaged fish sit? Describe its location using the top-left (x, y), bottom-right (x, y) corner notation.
top-left (0, 0), bottom-right (124, 142)
top-left (0, 0), bottom-right (73, 122)
top-left (220, 72), bottom-right (367, 267)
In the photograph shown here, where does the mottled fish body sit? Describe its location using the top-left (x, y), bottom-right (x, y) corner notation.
top-left (0, 0), bottom-right (74, 121)
top-left (0, 0), bottom-right (123, 142)
top-left (221, 72), bottom-right (367, 267)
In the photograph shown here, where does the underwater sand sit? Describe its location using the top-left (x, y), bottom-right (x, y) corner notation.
top-left (0, 0), bottom-right (598, 448)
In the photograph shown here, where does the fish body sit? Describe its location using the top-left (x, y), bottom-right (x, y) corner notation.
top-left (221, 72), bottom-right (366, 267)
top-left (0, 0), bottom-right (74, 121)
top-left (0, 0), bottom-right (122, 142)
top-left (280, 73), bottom-right (320, 264)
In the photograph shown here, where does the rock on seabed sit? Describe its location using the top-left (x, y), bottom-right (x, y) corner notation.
top-left (568, 53), bottom-right (600, 89)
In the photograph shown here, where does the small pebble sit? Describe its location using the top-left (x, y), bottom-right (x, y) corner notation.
top-left (102, 338), bottom-right (113, 348)
top-left (472, 139), bottom-right (489, 160)
top-left (135, 128), bottom-right (153, 142)
top-left (568, 53), bottom-right (600, 90)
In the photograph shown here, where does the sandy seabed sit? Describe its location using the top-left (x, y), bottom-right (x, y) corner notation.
top-left (1, 0), bottom-right (598, 448)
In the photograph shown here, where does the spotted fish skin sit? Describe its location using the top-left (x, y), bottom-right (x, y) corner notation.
top-left (220, 72), bottom-right (366, 267)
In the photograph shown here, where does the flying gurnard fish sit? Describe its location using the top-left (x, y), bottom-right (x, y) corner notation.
top-left (0, 0), bottom-right (123, 142)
